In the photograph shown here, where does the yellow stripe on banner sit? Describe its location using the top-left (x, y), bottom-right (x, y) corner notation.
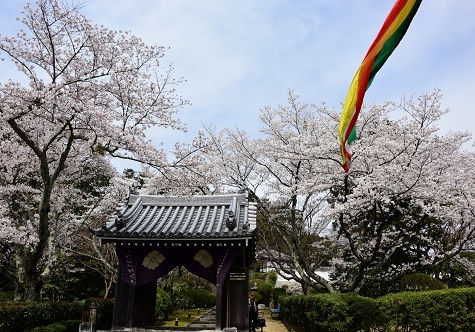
top-left (338, 0), bottom-right (418, 171)
top-left (338, 67), bottom-right (360, 144)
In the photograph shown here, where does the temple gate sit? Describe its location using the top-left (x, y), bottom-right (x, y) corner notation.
top-left (92, 192), bottom-right (257, 331)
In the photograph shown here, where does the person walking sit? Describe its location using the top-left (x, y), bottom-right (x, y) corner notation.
top-left (249, 293), bottom-right (258, 332)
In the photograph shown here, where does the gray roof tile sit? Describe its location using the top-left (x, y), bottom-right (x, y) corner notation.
top-left (93, 193), bottom-right (257, 242)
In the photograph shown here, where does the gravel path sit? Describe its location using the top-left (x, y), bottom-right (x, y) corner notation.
top-left (257, 309), bottom-right (288, 332)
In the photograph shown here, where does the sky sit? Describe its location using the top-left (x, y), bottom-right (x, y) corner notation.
top-left (1, 0), bottom-right (475, 171)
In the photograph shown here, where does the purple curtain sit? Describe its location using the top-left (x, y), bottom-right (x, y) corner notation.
top-left (116, 244), bottom-right (238, 286)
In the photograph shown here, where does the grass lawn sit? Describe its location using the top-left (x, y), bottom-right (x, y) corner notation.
top-left (156, 308), bottom-right (207, 327)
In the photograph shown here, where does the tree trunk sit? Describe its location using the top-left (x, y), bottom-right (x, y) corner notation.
top-left (14, 252), bottom-right (43, 301)
top-left (14, 272), bottom-right (34, 301)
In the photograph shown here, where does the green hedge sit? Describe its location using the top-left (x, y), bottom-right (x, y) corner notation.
top-left (0, 301), bottom-right (83, 332)
top-left (28, 320), bottom-right (82, 332)
top-left (272, 287), bottom-right (287, 306)
top-left (281, 287), bottom-right (475, 332)
top-left (378, 288), bottom-right (475, 331)
top-left (0, 291), bottom-right (13, 302)
top-left (281, 293), bottom-right (385, 332)
top-left (187, 288), bottom-right (216, 308)
top-left (0, 299), bottom-right (113, 332)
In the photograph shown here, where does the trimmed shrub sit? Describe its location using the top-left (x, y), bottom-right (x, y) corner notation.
top-left (0, 301), bottom-right (83, 332)
top-left (0, 291), bottom-right (13, 302)
top-left (156, 287), bottom-right (173, 320)
top-left (341, 293), bottom-right (386, 331)
top-left (28, 320), bottom-right (81, 332)
top-left (272, 287), bottom-right (287, 306)
top-left (304, 295), bottom-right (349, 332)
top-left (377, 288), bottom-right (475, 331)
top-left (249, 278), bottom-right (265, 291)
top-left (400, 273), bottom-right (448, 292)
top-left (281, 288), bottom-right (475, 332)
top-left (257, 282), bottom-right (273, 306)
top-left (187, 288), bottom-right (216, 308)
top-left (282, 293), bottom-right (386, 331)
top-left (251, 291), bottom-right (263, 304)
top-left (0, 299), bottom-right (111, 332)
top-left (267, 271), bottom-right (278, 287)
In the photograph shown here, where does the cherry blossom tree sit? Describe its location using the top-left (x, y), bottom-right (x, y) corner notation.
top-left (329, 90), bottom-right (475, 293)
top-left (66, 172), bottom-right (137, 299)
top-left (206, 90), bottom-right (339, 293)
top-left (140, 130), bottom-right (222, 196)
top-left (207, 89), bottom-right (475, 295)
top-left (0, 0), bottom-right (189, 300)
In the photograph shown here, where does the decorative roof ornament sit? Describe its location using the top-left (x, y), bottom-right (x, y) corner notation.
top-left (114, 211), bottom-right (125, 229)
top-left (129, 180), bottom-right (141, 195)
top-left (226, 210), bottom-right (236, 230)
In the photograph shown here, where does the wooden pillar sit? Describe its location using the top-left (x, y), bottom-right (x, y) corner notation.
top-left (111, 269), bottom-right (157, 329)
top-left (226, 267), bottom-right (249, 332)
top-left (215, 284), bottom-right (225, 330)
top-left (132, 281), bottom-right (157, 327)
top-left (112, 269), bottom-right (133, 329)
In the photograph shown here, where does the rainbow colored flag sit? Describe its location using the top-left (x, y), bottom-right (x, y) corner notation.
top-left (338, 0), bottom-right (422, 172)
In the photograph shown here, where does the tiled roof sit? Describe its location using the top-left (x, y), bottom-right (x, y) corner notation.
top-left (93, 192), bottom-right (257, 242)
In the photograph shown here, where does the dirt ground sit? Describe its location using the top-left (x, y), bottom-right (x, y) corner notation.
top-left (258, 309), bottom-right (288, 332)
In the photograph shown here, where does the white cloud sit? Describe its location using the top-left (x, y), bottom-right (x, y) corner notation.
top-left (2, 0), bottom-right (475, 167)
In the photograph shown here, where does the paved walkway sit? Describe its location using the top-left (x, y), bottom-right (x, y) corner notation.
top-left (98, 308), bottom-right (288, 332)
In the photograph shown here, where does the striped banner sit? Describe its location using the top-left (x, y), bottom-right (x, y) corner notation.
top-left (338, 0), bottom-right (422, 172)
